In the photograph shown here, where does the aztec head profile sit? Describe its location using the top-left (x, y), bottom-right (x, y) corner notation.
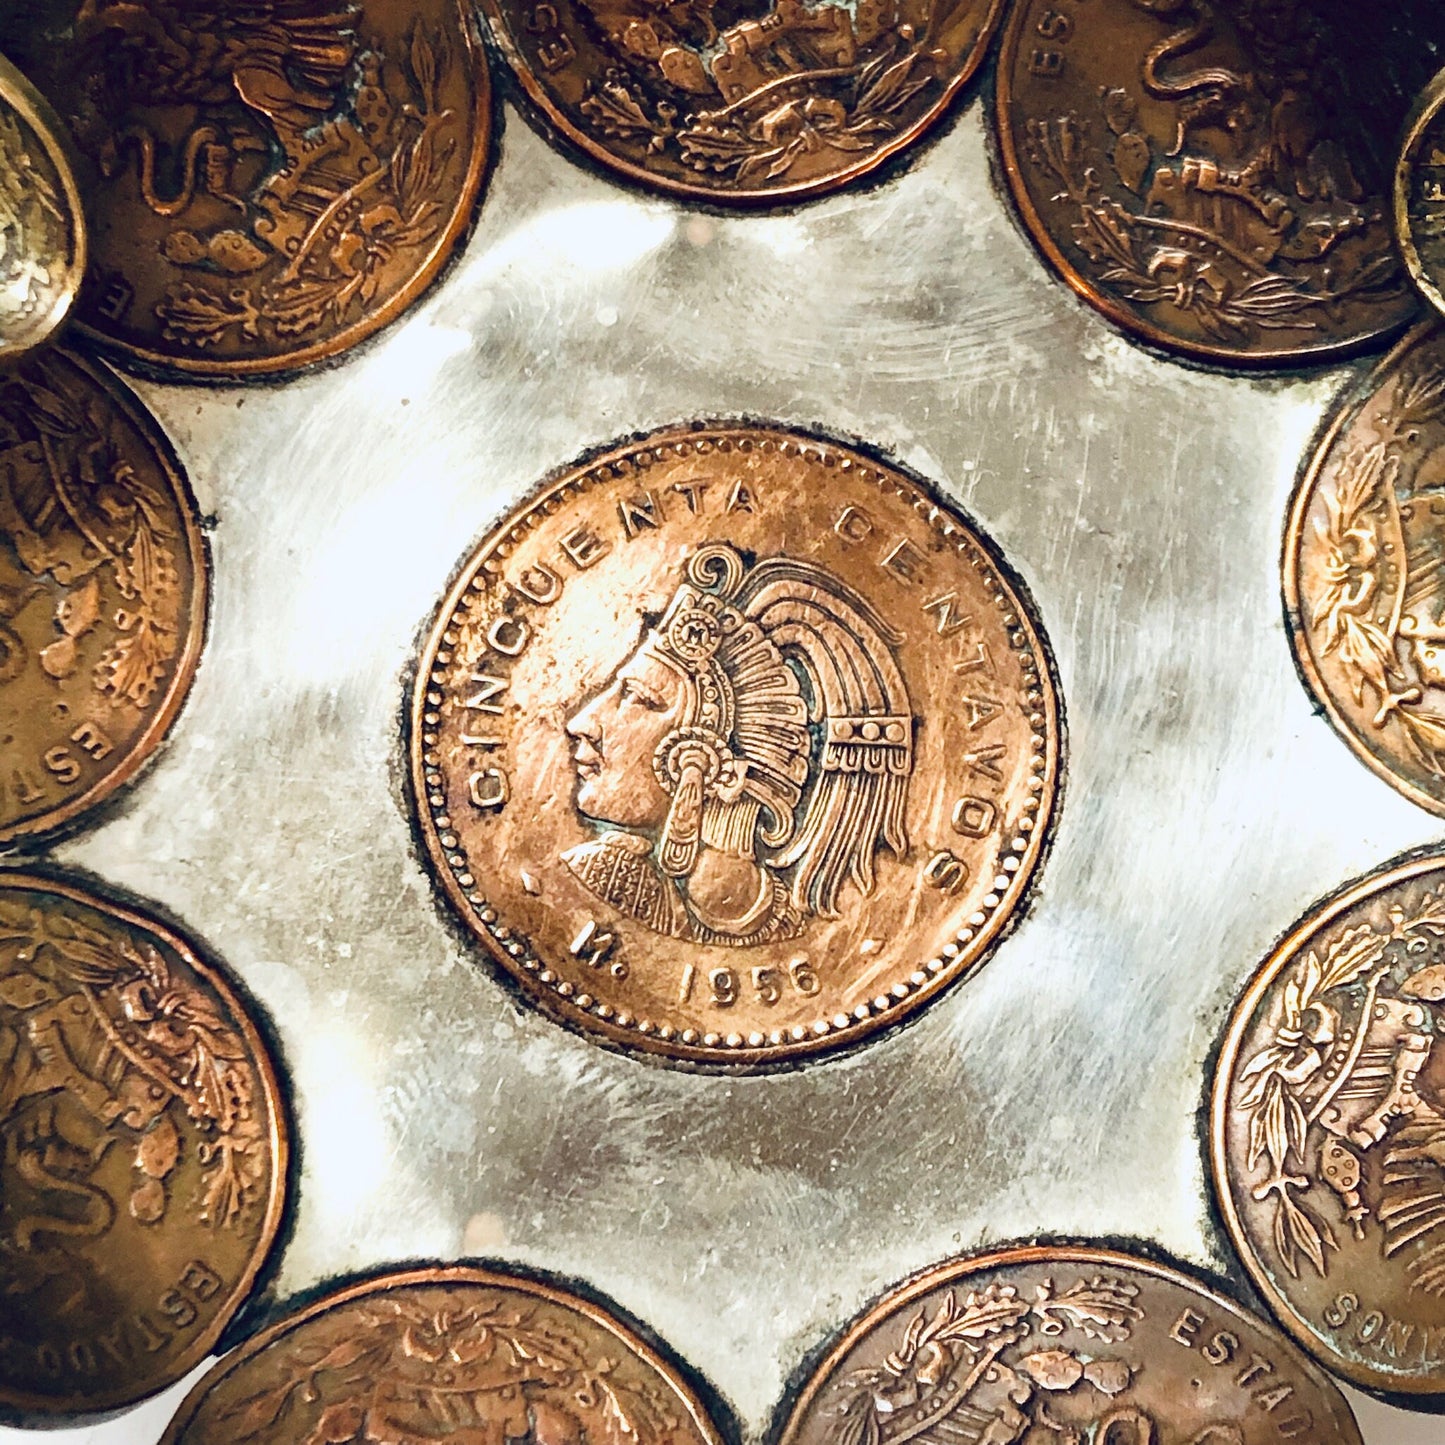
top-left (563, 543), bottom-right (916, 946)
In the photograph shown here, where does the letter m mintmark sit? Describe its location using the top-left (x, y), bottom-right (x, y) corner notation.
top-left (570, 920), bottom-right (626, 978)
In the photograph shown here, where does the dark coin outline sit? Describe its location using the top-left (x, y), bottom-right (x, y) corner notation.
top-left (0, 348), bottom-right (209, 848)
top-left (10, 0), bottom-right (494, 381)
top-left (157, 1262), bottom-right (730, 1444)
top-left (1210, 850), bottom-right (1445, 1399)
top-left (993, 0), bottom-right (1423, 370)
top-left (406, 420), bottom-right (1063, 1069)
top-left (479, 0), bottom-right (1006, 207)
top-left (1282, 321), bottom-right (1445, 819)
top-left (1396, 66), bottom-right (1445, 324)
top-left (0, 871), bottom-right (291, 1419)
top-left (775, 1244), bottom-right (1364, 1445)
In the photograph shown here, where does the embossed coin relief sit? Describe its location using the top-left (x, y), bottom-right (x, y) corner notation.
top-left (996, 0), bottom-right (1444, 366)
top-left (1212, 853), bottom-right (1445, 1395)
top-left (0, 1), bottom-right (492, 378)
top-left (1397, 69), bottom-right (1445, 325)
top-left (0, 875), bottom-right (288, 1418)
top-left (776, 1246), bottom-right (1363, 1445)
top-left (0, 348), bottom-right (206, 846)
top-left (1285, 324), bottom-right (1445, 817)
top-left (481, 0), bottom-right (1003, 203)
top-left (159, 1265), bottom-right (726, 1445)
top-left (0, 54), bottom-right (85, 358)
top-left (410, 424), bottom-right (1060, 1065)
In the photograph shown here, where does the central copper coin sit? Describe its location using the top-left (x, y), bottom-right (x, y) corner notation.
top-left (411, 424), bottom-right (1060, 1065)
top-left (776, 1246), bottom-right (1362, 1445)
top-left (159, 1264), bottom-right (726, 1445)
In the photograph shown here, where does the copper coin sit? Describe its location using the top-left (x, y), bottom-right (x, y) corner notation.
top-left (1284, 322), bottom-right (1445, 817)
top-left (0, 52), bottom-right (86, 359)
top-left (1211, 852), bottom-right (1445, 1396)
top-left (0, 872), bottom-right (289, 1418)
top-left (776, 1245), bottom-right (1362, 1445)
top-left (0, 1), bottom-right (492, 379)
top-left (1397, 67), bottom-right (1445, 323)
top-left (410, 423), bottom-right (1060, 1066)
top-left (995, 0), bottom-right (1442, 367)
top-left (159, 1263), bottom-right (725, 1445)
top-left (480, 0), bottom-right (1003, 205)
top-left (0, 347), bottom-right (206, 847)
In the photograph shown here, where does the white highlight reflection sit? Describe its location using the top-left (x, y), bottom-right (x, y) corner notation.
top-left (297, 1028), bottom-right (390, 1229)
top-left (477, 199), bottom-right (673, 277)
top-left (353, 314), bottom-right (473, 396)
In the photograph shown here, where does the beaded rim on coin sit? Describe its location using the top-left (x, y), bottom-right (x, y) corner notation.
top-left (408, 422), bottom-right (1063, 1067)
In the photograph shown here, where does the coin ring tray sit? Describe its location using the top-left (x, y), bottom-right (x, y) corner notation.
top-left (0, 73), bottom-right (1436, 1445)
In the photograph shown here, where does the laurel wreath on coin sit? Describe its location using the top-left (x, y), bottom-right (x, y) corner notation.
top-left (1236, 895), bottom-right (1445, 1290)
top-left (213, 1292), bottom-right (681, 1445)
top-left (154, 24), bottom-right (459, 351)
top-left (578, 32), bottom-right (940, 186)
top-left (1023, 87), bottom-right (1399, 344)
top-left (0, 360), bottom-right (181, 709)
top-left (830, 1277), bottom-right (1144, 1445)
top-left (0, 898), bottom-right (266, 1232)
top-left (1305, 365), bottom-right (1445, 775)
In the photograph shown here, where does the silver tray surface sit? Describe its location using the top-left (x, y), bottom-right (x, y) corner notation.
top-left (1, 85), bottom-right (1439, 1444)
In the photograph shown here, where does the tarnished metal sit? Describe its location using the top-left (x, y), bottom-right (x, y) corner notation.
top-left (0, 873), bottom-right (289, 1421)
top-left (1397, 67), bottom-right (1445, 324)
top-left (1212, 851), bottom-right (1445, 1398)
top-left (0, 348), bottom-right (207, 846)
top-left (158, 1264), bottom-right (725, 1445)
top-left (0, 52), bottom-right (85, 360)
top-left (481, 0), bottom-right (1002, 204)
top-left (0, 1), bottom-right (493, 380)
top-left (1284, 322), bottom-right (1445, 818)
top-left (995, 0), bottom-right (1444, 367)
top-left (0, 70), bottom-right (1436, 1445)
top-left (778, 1246), bottom-right (1362, 1445)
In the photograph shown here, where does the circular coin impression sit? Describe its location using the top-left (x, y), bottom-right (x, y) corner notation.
top-left (481, 0), bottom-right (1004, 204)
top-left (995, 0), bottom-right (1443, 367)
top-left (0, 53), bottom-right (86, 359)
top-left (159, 1264), bottom-right (726, 1445)
top-left (776, 1245), bottom-right (1362, 1445)
top-left (1397, 68), bottom-right (1445, 324)
top-left (1284, 322), bottom-right (1445, 817)
top-left (0, 873), bottom-right (289, 1419)
top-left (410, 424), bottom-right (1061, 1066)
top-left (1212, 852), bottom-right (1445, 1397)
top-left (0, 0), bottom-right (492, 380)
top-left (0, 348), bottom-right (207, 846)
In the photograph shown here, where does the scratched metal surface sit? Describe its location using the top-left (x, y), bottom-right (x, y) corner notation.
top-left (1, 79), bottom-right (1441, 1445)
